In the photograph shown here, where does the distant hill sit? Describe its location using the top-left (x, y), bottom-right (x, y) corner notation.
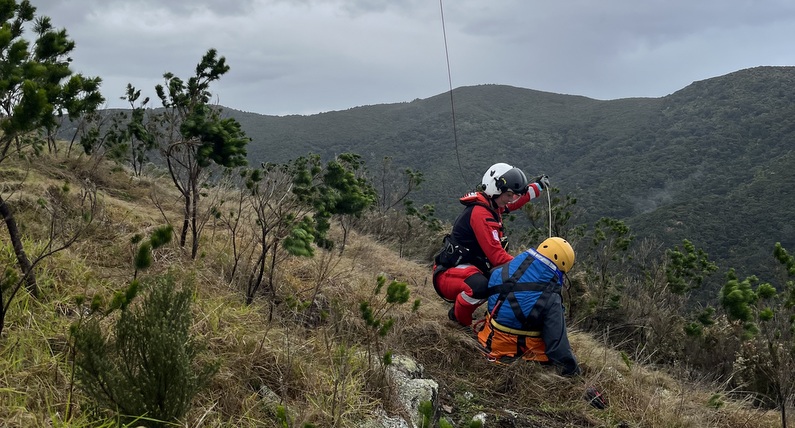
top-left (225, 66), bottom-right (795, 292)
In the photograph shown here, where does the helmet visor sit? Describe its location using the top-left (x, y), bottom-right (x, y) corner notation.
top-left (497, 167), bottom-right (529, 196)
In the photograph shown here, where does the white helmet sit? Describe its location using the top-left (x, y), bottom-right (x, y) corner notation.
top-left (481, 163), bottom-right (529, 197)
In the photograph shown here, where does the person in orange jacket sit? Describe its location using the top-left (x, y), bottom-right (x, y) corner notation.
top-left (432, 162), bottom-right (549, 326)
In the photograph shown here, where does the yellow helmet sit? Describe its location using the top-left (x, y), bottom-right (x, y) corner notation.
top-left (537, 237), bottom-right (575, 272)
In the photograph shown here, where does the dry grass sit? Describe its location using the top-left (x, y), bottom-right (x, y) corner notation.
top-left (0, 153), bottom-right (791, 427)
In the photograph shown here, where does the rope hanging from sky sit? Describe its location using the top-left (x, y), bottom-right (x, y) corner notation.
top-left (438, 1), bottom-right (554, 238)
top-left (438, 0), bottom-right (468, 188)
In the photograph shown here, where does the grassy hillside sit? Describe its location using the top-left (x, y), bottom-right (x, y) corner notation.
top-left (228, 66), bottom-right (795, 292)
top-left (0, 153), bottom-right (790, 426)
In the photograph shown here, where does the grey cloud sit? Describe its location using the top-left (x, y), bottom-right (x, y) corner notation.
top-left (35, 0), bottom-right (257, 19)
top-left (17, 0), bottom-right (795, 114)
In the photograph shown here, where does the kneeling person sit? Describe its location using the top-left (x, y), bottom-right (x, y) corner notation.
top-left (477, 237), bottom-right (580, 377)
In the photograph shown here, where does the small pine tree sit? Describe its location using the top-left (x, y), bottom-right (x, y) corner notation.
top-left (359, 275), bottom-right (416, 373)
top-left (718, 244), bottom-right (795, 426)
top-left (72, 274), bottom-right (218, 426)
top-left (666, 239), bottom-right (718, 295)
top-left (132, 225), bottom-right (173, 280)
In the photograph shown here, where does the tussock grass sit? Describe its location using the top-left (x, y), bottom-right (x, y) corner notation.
top-left (0, 152), bottom-right (790, 427)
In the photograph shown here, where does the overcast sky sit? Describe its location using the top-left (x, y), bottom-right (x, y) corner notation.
top-left (30, 0), bottom-right (795, 116)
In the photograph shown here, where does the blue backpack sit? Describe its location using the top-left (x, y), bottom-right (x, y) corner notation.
top-left (486, 248), bottom-right (563, 332)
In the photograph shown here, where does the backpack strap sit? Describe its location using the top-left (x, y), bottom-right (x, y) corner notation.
top-left (490, 252), bottom-right (562, 331)
top-left (525, 281), bottom-right (559, 328)
top-left (488, 255), bottom-right (534, 323)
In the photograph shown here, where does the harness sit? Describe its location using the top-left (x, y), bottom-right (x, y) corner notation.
top-left (487, 249), bottom-right (562, 333)
top-left (488, 317), bottom-right (541, 336)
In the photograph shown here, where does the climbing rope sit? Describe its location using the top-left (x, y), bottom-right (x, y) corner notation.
top-left (438, 0), bottom-right (468, 187)
top-left (546, 180), bottom-right (553, 238)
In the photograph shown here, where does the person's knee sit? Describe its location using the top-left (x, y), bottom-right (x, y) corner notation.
top-left (464, 272), bottom-right (489, 299)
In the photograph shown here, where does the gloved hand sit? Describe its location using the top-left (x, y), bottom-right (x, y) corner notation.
top-left (534, 175), bottom-right (550, 190)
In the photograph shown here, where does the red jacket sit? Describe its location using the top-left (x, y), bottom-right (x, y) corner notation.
top-left (450, 184), bottom-right (542, 272)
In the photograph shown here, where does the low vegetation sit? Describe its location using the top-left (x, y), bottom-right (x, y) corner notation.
top-left (0, 148), bottom-right (792, 427)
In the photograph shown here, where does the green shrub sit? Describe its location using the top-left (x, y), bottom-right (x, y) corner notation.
top-left (71, 274), bottom-right (218, 426)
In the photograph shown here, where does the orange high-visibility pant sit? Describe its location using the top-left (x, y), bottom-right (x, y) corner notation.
top-left (477, 314), bottom-right (548, 363)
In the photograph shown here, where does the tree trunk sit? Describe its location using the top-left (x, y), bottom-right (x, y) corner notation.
top-left (190, 178), bottom-right (199, 259)
top-left (267, 241), bottom-right (279, 300)
top-left (245, 249), bottom-right (266, 306)
top-left (339, 217), bottom-right (349, 256)
top-left (780, 387), bottom-right (787, 428)
top-left (0, 290), bottom-right (6, 337)
top-left (180, 192), bottom-right (190, 249)
top-left (0, 194), bottom-right (37, 296)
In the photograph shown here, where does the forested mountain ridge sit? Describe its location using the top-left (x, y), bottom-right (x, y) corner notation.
top-left (227, 66), bottom-right (795, 287)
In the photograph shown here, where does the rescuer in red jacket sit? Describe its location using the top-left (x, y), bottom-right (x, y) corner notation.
top-left (433, 163), bottom-right (549, 326)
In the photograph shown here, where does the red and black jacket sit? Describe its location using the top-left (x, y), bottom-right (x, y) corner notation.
top-left (450, 190), bottom-right (536, 273)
